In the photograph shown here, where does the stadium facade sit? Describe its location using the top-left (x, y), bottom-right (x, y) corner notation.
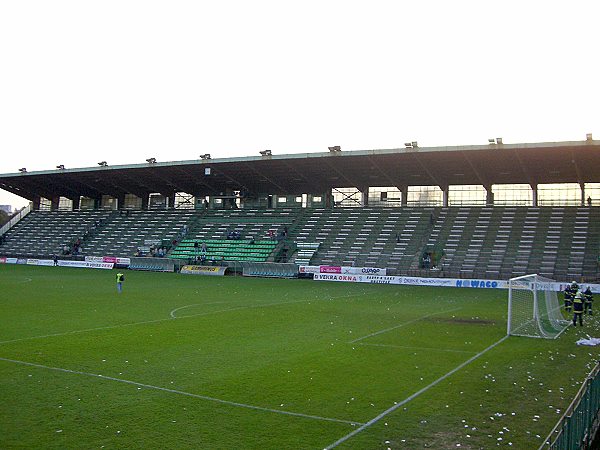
top-left (1, 138), bottom-right (599, 282)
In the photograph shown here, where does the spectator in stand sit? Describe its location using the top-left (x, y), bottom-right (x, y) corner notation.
top-left (268, 229), bottom-right (275, 240)
top-left (587, 196), bottom-right (592, 207)
top-left (203, 199), bottom-right (209, 209)
top-left (63, 244), bottom-right (70, 255)
top-left (53, 254), bottom-right (58, 266)
top-left (201, 242), bottom-right (207, 253)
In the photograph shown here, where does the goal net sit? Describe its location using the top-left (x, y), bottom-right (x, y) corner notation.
top-left (507, 274), bottom-right (571, 339)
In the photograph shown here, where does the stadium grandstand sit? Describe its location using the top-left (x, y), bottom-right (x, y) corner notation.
top-left (1, 137), bottom-right (600, 282)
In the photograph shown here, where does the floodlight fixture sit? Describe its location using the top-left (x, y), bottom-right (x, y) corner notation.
top-left (200, 153), bottom-right (211, 160)
top-left (328, 146), bottom-right (341, 152)
top-left (259, 150), bottom-right (272, 156)
top-left (404, 142), bottom-right (412, 148)
top-left (496, 137), bottom-right (503, 145)
top-left (488, 138), bottom-right (496, 144)
top-left (146, 157), bottom-right (157, 164)
top-left (98, 161), bottom-right (108, 167)
top-left (411, 141), bottom-right (418, 148)
top-left (18, 167), bottom-right (27, 173)
top-left (586, 133), bottom-right (593, 141)
top-left (56, 164), bottom-right (65, 170)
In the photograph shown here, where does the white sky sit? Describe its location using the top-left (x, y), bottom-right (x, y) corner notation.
top-left (1, 1), bottom-right (598, 210)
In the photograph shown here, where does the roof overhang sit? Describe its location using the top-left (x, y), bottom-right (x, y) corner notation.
top-left (1, 140), bottom-right (600, 200)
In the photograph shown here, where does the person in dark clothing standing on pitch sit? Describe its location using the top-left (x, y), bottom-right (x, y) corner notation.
top-left (564, 281), bottom-right (578, 313)
top-left (572, 289), bottom-right (584, 326)
top-left (584, 287), bottom-right (594, 315)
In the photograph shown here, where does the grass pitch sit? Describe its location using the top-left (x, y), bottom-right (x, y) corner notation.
top-left (1, 264), bottom-right (599, 449)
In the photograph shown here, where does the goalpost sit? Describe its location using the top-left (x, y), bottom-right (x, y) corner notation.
top-left (507, 274), bottom-right (571, 339)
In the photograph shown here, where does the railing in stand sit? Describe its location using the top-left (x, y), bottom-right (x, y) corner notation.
top-left (539, 362), bottom-right (600, 450)
top-left (0, 204), bottom-right (32, 237)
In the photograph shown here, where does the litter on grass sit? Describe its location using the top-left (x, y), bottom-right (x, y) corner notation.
top-left (576, 337), bottom-right (600, 346)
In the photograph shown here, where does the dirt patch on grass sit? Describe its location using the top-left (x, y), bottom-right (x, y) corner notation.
top-left (427, 317), bottom-right (496, 325)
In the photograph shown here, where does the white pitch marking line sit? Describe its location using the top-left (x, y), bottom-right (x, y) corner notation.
top-left (170, 304), bottom-right (200, 318)
top-left (348, 307), bottom-right (462, 343)
top-left (0, 295), bottom-right (353, 345)
top-left (0, 317), bottom-right (172, 345)
top-left (324, 335), bottom-right (509, 449)
top-left (170, 301), bottom-right (231, 318)
top-left (356, 342), bottom-right (478, 355)
top-left (0, 356), bottom-right (361, 426)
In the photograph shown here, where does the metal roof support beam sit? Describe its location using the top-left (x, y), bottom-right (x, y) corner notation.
top-left (212, 166), bottom-right (251, 194)
top-left (120, 172), bottom-right (164, 197)
top-left (366, 156), bottom-right (401, 189)
top-left (322, 159), bottom-right (356, 188)
top-left (247, 164), bottom-right (289, 194)
top-left (513, 149), bottom-right (535, 187)
top-left (461, 151), bottom-right (488, 187)
top-left (571, 149), bottom-right (584, 184)
top-left (281, 160), bottom-right (312, 185)
top-left (410, 153), bottom-right (444, 189)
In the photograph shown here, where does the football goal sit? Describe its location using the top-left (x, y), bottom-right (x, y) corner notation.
top-left (507, 274), bottom-right (571, 339)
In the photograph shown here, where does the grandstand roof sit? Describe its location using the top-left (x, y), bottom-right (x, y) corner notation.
top-left (1, 140), bottom-right (600, 200)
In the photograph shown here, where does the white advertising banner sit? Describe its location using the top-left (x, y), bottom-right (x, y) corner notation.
top-left (58, 260), bottom-right (114, 269)
top-left (341, 267), bottom-right (387, 276)
top-left (85, 256), bottom-right (131, 266)
top-left (26, 259), bottom-right (54, 266)
top-left (310, 274), bottom-right (590, 290)
top-left (299, 265), bottom-right (387, 276)
top-left (298, 265), bottom-right (320, 274)
top-left (313, 273), bottom-right (509, 288)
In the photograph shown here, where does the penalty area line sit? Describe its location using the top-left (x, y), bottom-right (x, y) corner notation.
top-left (355, 342), bottom-right (478, 355)
top-left (0, 356), bottom-right (362, 426)
top-left (324, 335), bottom-right (509, 449)
top-left (348, 307), bottom-right (462, 343)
